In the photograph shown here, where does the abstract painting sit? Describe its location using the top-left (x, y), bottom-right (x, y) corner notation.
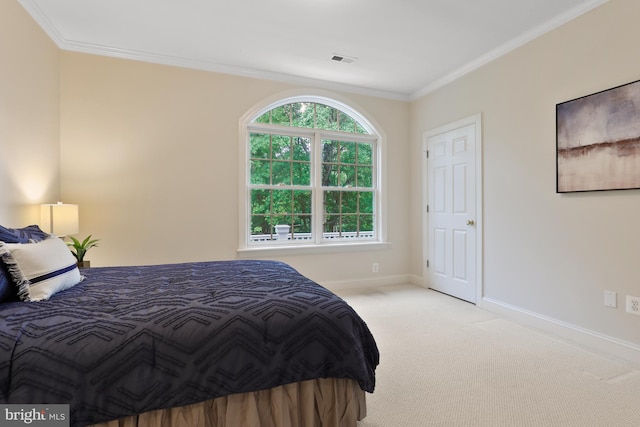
top-left (557, 79), bottom-right (640, 192)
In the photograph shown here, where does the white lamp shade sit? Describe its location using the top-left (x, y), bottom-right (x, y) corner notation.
top-left (41, 203), bottom-right (79, 236)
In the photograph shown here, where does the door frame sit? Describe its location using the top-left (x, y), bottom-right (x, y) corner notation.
top-left (422, 113), bottom-right (483, 305)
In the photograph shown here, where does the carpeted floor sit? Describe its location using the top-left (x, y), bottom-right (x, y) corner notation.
top-left (338, 284), bottom-right (640, 427)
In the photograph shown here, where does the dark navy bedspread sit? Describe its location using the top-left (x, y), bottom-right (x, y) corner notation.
top-left (0, 260), bottom-right (379, 427)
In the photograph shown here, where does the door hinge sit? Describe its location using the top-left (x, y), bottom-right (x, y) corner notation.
top-left (426, 205), bottom-right (429, 213)
top-left (426, 259), bottom-right (430, 268)
top-left (426, 150), bottom-right (429, 158)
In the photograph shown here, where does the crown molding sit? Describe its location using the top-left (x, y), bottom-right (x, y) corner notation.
top-left (409, 0), bottom-right (609, 101)
top-left (18, 0), bottom-right (410, 101)
top-left (65, 39), bottom-right (412, 101)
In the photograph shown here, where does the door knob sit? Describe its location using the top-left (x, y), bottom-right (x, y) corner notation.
top-left (467, 220), bottom-right (475, 226)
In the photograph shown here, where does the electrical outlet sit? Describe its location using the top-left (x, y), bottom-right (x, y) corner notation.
top-left (372, 263), bottom-right (379, 273)
top-left (626, 295), bottom-right (640, 316)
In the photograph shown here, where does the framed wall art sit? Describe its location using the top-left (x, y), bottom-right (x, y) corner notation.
top-left (556, 79), bottom-right (640, 193)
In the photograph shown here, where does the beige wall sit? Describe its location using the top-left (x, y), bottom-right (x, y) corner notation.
top-left (59, 53), bottom-right (411, 285)
top-left (0, 0), bottom-right (60, 225)
top-left (411, 0), bottom-right (640, 345)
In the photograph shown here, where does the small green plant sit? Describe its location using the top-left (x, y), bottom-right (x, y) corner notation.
top-left (66, 235), bottom-right (100, 262)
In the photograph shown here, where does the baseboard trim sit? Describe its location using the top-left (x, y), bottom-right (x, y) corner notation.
top-left (408, 274), bottom-right (423, 286)
top-left (481, 297), bottom-right (640, 367)
top-left (320, 274), bottom-right (413, 292)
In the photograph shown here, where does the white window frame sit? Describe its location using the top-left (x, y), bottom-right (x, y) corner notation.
top-left (238, 92), bottom-right (388, 256)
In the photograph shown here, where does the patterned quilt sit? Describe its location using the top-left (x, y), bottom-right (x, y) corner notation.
top-left (0, 260), bottom-right (379, 427)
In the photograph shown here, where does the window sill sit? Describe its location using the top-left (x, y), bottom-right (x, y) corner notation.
top-left (237, 241), bottom-right (391, 257)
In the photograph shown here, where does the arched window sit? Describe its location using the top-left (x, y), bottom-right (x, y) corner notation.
top-left (240, 95), bottom-right (384, 251)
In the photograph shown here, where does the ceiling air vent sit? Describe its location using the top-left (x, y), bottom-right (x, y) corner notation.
top-left (331, 54), bottom-right (357, 64)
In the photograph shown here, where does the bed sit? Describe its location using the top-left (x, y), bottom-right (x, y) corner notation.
top-left (0, 226), bottom-right (379, 427)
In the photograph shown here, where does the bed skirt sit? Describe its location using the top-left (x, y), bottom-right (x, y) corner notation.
top-left (90, 378), bottom-right (366, 427)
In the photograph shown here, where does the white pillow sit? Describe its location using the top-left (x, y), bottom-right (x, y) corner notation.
top-left (0, 237), bottom-right (84, 302)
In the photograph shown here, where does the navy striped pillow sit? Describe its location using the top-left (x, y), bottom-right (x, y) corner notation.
top-left (0, 238), bottom-right (83, 302)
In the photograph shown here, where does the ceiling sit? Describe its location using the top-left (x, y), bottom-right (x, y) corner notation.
top-left (19, 0), bottom-right (606, 101)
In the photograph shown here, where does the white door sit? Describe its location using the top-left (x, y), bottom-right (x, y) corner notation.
top-left (423, 115), bottom-right (482, 303)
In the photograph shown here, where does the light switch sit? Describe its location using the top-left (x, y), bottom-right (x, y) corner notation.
top-left (604, 291), bottom-right (617, 308)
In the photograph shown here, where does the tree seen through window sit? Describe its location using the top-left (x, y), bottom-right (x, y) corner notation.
top-left (249, 101), bottom-right (377, 243)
